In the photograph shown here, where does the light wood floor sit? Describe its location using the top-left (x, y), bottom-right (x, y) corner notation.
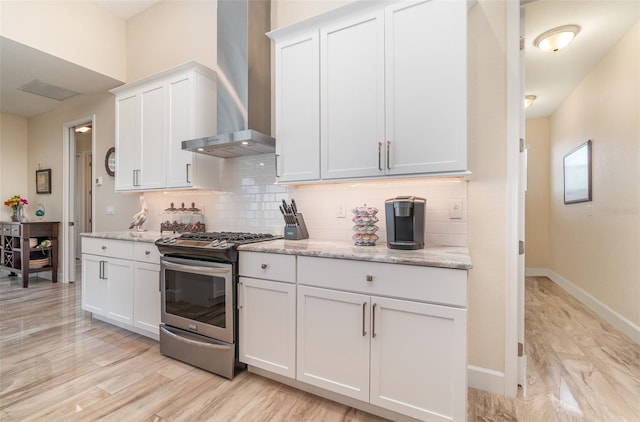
top-left (1, 274), bottom-right (638, 421)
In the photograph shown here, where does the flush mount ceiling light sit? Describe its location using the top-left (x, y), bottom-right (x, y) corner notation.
top-left (75, 126), bottom-right (91, 133)
top-left (524, 95), bottom-right (537, 108)
top-left (534, 25), bottom-right (580, 52)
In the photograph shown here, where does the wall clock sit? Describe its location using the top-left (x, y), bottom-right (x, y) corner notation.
top-left (105, 147), bottom-right (116, 177)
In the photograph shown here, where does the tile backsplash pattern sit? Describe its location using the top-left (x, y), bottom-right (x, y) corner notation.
top-left (144, 154), bottom-right (467, 247)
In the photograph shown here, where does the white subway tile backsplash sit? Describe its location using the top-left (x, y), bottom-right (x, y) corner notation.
top-left (144, 154), bottom-right (467, 246)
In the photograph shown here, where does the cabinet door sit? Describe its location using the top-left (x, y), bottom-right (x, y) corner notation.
top-left (105, 257), bottom-right (134, 325)
top-left (115, 94), bottom-right (139, 191)
top-left (275, 32), bottom-right (320, 182)
top-left (297, 286), bottom-right (370, 401)
top-left (321, 11), bottom-right (385, 180)
top-left (166, 75), bottom-right (194, 189)
top-left (139, 85), bottom-right (166, 189)
top-left (81, 254), bottom-right (107, 316)
top-left (385, 0), bottom-right (467, 175)
top-left (133, 262), bottom-right (160, 336)
top-left (239, 277), bottom-right (296, 378)
top-left (370, 296), bottom-right (467, 421)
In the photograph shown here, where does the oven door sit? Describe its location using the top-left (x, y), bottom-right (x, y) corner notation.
top-left (160, 256), bottom-right (234, 344)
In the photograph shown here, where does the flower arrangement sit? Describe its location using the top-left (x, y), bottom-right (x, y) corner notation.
top-left (4, 195), bottom-right (28, 221)
top-left (4, 195), bottom-right (28, 209)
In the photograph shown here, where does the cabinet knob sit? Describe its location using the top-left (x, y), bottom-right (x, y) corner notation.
top-left (101, 245), bottom-right (107, 250)
top-left (261, 264), bottom-right (268, 269)
top-left (366, 275), bottom-right (373, 282)
top-left (145, 250), bottom-right (151, 255)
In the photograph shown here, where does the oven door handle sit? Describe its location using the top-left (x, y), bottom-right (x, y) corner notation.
top-left (161, 260), bottom-right (232, 276)
top-left (160, 326), bottom-right (233, 351)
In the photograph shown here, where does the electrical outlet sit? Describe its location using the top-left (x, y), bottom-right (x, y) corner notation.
top-left (336, 203), bottom-right (346, 218)
top-left (106, 206), bottom-right (114, 215)
top-left (449, 200), bottom-right (463, 219)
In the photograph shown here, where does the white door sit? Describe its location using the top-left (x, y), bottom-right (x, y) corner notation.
top-left (297, 286), bottom-right (370, 401)
top-left (384, 0), bottom-right (467, 175)
top-left (275, 32), bottom-right (320, 182)
top-left (370, 296), bottom-right (467, 422)
top-left (105, 257), bottom-right (134, 325)
top-left (321, 11), bottom-right (385, 179)
top-left (133, 262), bottom-right (161, 336)
top-left (239, 277), bottom-right (296, 378)
top-left (81, 254), bottom-right (106, 315)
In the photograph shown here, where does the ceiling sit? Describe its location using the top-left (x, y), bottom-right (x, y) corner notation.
top-left (0, 1), bottom-right (638, 119)
top-left (523, 0), bottom-right (639, 119)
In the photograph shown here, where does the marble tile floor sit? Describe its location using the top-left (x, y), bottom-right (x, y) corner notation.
top-left (0, 273), bottom-right (638, 421)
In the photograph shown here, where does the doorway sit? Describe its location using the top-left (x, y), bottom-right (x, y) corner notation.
top-left (62, 116), bottom-right (95, 283)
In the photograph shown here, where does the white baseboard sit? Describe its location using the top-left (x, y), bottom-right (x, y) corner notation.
top-left (525, 267), bottom-right (549, 277)
top-left (546, 269), bottom-right (640, 345)
top-left (467, 365), bottom-right (505, 396)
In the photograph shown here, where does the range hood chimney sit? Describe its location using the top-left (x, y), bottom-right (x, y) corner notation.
top-left (182, 0), bottom-right (274, 158)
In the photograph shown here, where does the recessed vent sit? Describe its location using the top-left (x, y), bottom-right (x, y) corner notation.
top-left (18, 79), bottom-right (80, 101)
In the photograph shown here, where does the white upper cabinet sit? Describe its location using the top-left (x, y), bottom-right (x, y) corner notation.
top-left (321, 11), bottom-right (385, 180)
top-left (274, 32), bottom-right (320, 182)
top-left (384, 0), bottom-right (467, 175)
top-left (269, 0), bottom-right (468, 183)
top-left (112, 62), bottom-right (222, 192)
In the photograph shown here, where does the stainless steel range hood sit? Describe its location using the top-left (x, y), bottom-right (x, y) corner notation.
top-left (182, 0), bottom-right (274, 158)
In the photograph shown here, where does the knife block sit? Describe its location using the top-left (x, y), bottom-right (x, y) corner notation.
top-left (284, 212), bottom-right (309, 240)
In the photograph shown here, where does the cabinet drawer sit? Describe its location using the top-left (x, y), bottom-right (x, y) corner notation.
top-left (133, 242), bottom-right (161, 263)
top-left (297, 256), bottom-right (467, 307)
top-left (239, 251), bottom-right (296, 283)
top-left (2, 225), bottom-right (20, 236)
top-left (82, 237), bottom-right (133, 260)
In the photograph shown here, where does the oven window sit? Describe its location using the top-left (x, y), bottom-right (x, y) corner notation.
top-left (164, 268), bottom-right (227, 328)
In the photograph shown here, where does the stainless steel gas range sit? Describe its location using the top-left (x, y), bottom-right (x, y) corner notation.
top-left (155, 232), bottom-right (280, 379)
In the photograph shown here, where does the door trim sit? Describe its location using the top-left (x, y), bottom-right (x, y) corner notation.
top-left (62, 115), bottom-right (95, 283)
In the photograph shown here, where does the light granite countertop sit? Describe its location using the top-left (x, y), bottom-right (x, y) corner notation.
top-left (238, 239), bottom-right (472, 270)
top-left (80, 231), bottom-right (165, 244)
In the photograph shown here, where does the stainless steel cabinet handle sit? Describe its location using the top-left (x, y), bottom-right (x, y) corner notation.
top-left (372, 303), bottom-right (377, 338)
top-left (186, 164), bottom-right (191, 184)
top-left (261, 264), bottom-right (268, 270)
top-left (362, 302), bottom-right (367, 336)
top-left (386, 141), bottom-right (391, 170)
top-left (98, 261), bottom-right (103, 279)
top-left (366, 274), bottom-right (373, 282)
top-left (378, 142), bottom-right (382, 171)
top-left (238, 282), bottom-right (244, 309)
top-left (275, 154), bottom-right (280, 177)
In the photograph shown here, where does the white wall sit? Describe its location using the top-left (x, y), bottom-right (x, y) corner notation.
top-left (524, 118), bottom-right (550, 269)
top-left (126, 1), bottom-right (217, 81)
top-left (0, 0), bottom-right (126, 81)
top-left (549, 21), bottom-right (640, 328)
top-left (26, 92), bottom-right (139, 232)
top-left (0, 113), bottom-right (28, 221)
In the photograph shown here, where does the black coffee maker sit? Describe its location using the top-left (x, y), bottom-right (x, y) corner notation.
top-left (385, 196), bottom-right (426, 250)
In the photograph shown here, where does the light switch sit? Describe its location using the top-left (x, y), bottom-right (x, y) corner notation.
top-left (106, 206), bottom-right (114, 215)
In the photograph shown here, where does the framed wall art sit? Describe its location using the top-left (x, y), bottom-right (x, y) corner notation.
top-left (36, 169), bottom-right (52, 194)
top-left (563, 140), bottom-right (592, 204)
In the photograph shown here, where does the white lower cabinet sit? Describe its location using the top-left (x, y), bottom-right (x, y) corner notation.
top-left (239, 252), bottom-right (468, 421)
top-left (105, 257), bottom-right (134, 325)
top-left (81, 237), bottom-right (160, 340)
top-left (297, 286), bottom-right (371, 401)
top-left (133, 262), bottom-right (161, 335)
top-left (369, 296), bottom-right (467, 421)
top-left (238, 277), bottom-right (296, 378)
